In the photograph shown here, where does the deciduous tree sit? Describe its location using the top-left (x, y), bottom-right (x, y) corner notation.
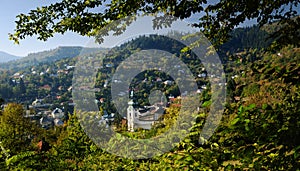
top-left (9, 0), bottom-right (300, 49)
top-left (0, 103), bottom-right (41, 155)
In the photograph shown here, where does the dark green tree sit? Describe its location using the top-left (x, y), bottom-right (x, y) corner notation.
top-left (18, 78), bottom-right (26, 94)
top-left (9, 0), bottom-right (300, 49)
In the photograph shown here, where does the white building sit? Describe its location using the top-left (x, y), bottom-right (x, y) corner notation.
top-left (32, 99), bottom-right (43, 106)
top-left (51, 108), bottom-right (64, 119)
top-left (127, 100), bottom-right (163, 132)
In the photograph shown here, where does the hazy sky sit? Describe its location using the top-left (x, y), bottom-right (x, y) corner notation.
top-left (0, 0), bottom-right (256, 57)
top-left (0, 0), bottom-right (92, 56)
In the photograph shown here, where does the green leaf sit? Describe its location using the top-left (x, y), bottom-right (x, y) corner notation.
top-left (245, 124), bottom-right (250, 131)
top-left (202, 100), bottom-right (212, 107)
top-left (244, 119), bottom-right (250, 124)
top-left (238, 105), bottom-right (244, 114)
top-left (231, 118), bottom-right (240, 125)
top-left (262, 103), bottom-right (268, 110)
top-left (245, 103), bottom-right (256, 110)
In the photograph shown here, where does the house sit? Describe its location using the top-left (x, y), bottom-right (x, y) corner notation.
top-left (46, 68), bottom-right (51, 73)
top-left (197, 89), bottom-right (202, 93)
top-left (58, 86), bottom-right (64, 91)
top-left (67, 86), bottom-right (73, 92)
top-left (51, 108), bottom-right (64, 119)
top-left (156, 77), bottom-right (162, 82)
top-left (50, 74), bottom-right (58, 77)
top-left (99, 98), bottom-right (105, 103)
top-left (163, 80), bottom-right (173, 85)
top-left (66, 65), bottom-right (76, 70)
top-left (40, 116), bottom-right (54, 129)
top-left (57, 69), bottom-right (68, 74)
top-left (209, 74), bottom-right (216, 78)
top-left (54, 118), bottom-right (64, 126)
top-left (105, 63), bottom-right (113, 68)
top-left (102, 111), bottom-right (115, 124)
top-left (13, 72), bottom-right (21, 78)
top-left (40, 84), bottom-right (51, 91)
top-left (32, 99), bottom-right (44, 106)
top-left (103, 80), bottom-right (108, 88)
top-left (198, 73), bottom-right (207, 78)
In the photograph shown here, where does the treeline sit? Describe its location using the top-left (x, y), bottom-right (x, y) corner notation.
top-left (0, 46), bottom-right (103, 71)
top-left (220, 25), bottom-right (273, 54)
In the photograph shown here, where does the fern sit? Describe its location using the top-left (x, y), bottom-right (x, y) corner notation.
top-left (6, 151), bottom-right (36, 166)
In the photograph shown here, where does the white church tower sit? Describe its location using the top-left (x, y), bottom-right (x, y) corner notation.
top-left (127, 99), bottom-right (136, 132)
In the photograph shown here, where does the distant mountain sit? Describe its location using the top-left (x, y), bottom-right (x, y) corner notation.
top-left (0, 46), bottom-right (105, 71)
top-left (0, 51), bottom-right (21, 63)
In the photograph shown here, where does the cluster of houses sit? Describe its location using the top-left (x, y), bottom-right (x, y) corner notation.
top-left (7, 60), bottom-right (230, 132)
top-left (8, 64), bottom-right (78, 130)
top-left (38, 108), bottom-right (65, 129)
top-left (9, 64), bottom-right (76, 104)
top-left (23, 98), bottom-right (72, 129)
top-left (12, 64), bottom-right (76, 80)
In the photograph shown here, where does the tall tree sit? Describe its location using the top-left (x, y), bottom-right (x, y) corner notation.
top-left (9, 0), bottom-right (300, 49)
top-left (0, 103), bottom-right (41, 155)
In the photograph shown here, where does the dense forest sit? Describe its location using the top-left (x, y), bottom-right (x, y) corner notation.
top-left (0, 25), bottom-right (299, 170)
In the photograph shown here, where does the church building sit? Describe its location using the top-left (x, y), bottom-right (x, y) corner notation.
top-left (127, 100), bottom-right (163, 132)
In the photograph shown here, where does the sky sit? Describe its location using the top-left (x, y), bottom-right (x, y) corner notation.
top-left (0, 0), bottom-right (91, 57)
top-left (0, 0), bottom-right (257, 57)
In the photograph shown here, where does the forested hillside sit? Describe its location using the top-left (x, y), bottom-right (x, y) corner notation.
top-left (0, 46), bottom-right (103, 71)
top-left (0, 26), bottom-right (269, 113)
top-left (0, 44), bottom-right (298, 170)
top-left (220, 25), bottom-right (274, 55)
top-left (0, 56), bottom-right (76, 104)
top-left (0, 24), bottom-right (299, 169)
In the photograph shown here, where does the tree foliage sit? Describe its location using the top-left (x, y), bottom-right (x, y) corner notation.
top-left (0, 103), bottom-right (42, 155)
top-left (9, 0), bottom-right (300, 48)
top-left (1, 46), bottom-right (299, 170)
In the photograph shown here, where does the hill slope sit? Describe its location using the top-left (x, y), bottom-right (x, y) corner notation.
top-left (0, 51), bottom-right (21, 63)
top-left (0, 46), bottom-right (104, 71)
